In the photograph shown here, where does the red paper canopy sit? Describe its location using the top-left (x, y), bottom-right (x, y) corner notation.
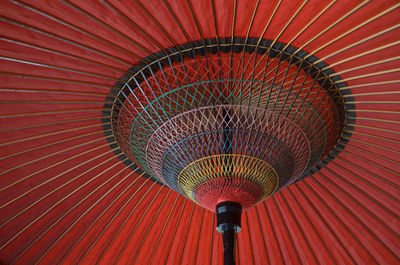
top-left (0, 0), bottom-right (399, 264)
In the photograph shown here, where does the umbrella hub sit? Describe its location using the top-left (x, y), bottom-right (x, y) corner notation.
top-left (109, 38), bottom-right (350, 211)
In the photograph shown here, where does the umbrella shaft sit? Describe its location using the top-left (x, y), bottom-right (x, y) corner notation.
top-left (223, 228), bottom-right (236, 265)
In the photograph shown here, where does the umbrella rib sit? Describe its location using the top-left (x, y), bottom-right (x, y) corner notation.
top-left (0, 36), bottom-right (126, 73)
top-left (239, 0), bottom-right (309, 79)
top-left (292, 184), bottom-right (358, 264)
top-left (0, 150), bottom-right (125, 236)
top-left (193, 207), bottom-right (205, 265)
top-left (130, 189), bottom-right (174, 265)
top-left (112, 185), bottom-right (166, 265)
top-left (303, 177), bottom-right (380, 264)
top-left (326, 166), bottom-right (400, 219)
top-left (315, 172), bottom-right (400, 260)
top-left (344, 136), bottom-right (400, 155)
top-left (254, 206), bottom-right (271, 264)
top-left (304, 3), bottom-right (400, 60)
top-left (0, 87), bottom-right (113, 98)
top-left (0, 155), bottom-right (130, 258)
top-left (332, 57), bottom-right (400, 77)
top-left (0, 142), bottom-right (115, 210)
top-left (346, 117), bottom-right (400, 125)
top-left (57, 170), bottom-right (146, 264)
top-left (0, 107), bottom-right (111, 118)
top-left (326, 41), bottom-right (400, 70)
top-left (0, 122), bottom-right (107, 148)
top-left (337, 68), bottom-right (400, 83)
top-left (0, 135), bottom-right (115, 177)
top-left (102, 0), bottom-right (170, 53)
top-left (0, 129), bottom-right (108, 161)
top-left (0, 99), bottom-right (113, 104)
top-left (162, 199), bottom-right (189, 265)
top-left (60, 0), bottom-right (155, 56)
top-left (178, 203), bottom-right (196, 265)
top-left (341, 80), bottom-right (400, 90)
top-left (346, 91), bottom-right (400, 98)
top-left (12, 0), bottom-right (146, 61)
top-left (346, 143), bottom-right (399, 166)
top-left (148, 196), bottom-right (185, 264)
top-left (262, 201), bottom-right (288, 265)
top-left (0, 17), bottom-right (132, 66)
top-left (271, 196), bottom-right (303, 265)
top-left (343, 128), bottom-right (400, 145)
top-left (277, 192), bottom-right (320, 264)
top-left (209, 213), bottom-right (216, 265)
top-left (0, 115), bottom-right (111, 134)
top-left (351, 109), bottom-right (400, 115)
top-left (294, 0), bottom-right (369, 53)
top-left (327, 162), bottom-right (400, 206)
top-left (233, 0), bottom-right (260, 79)
top-left (21, 164), bottom-right (138, 264)
top-left (244, 211), bottom-right (256, 265)
top-left (0, 56), bottom-right (118, 81)
top-left (317, 25), bottom-right (400, 65)
top-left (341, 150), bottom-right (400, 180)
top-left (0, 72), bottom-right (113, 89)
top-left (79, 179), bottom-right (157, 265)
top-left (348, 123), bottom-right (400, 135)
top-left (284, 186), bottom-right (338, 264)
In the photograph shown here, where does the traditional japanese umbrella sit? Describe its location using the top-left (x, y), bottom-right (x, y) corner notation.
top-left (0, 0), bottom-right (399, 264)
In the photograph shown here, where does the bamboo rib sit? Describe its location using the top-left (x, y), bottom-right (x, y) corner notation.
top-left (77, 178), bottom-right (157, 265)
top-left (0, 17), bottom-right (133, 66)
top-left (0, 0), bottom-right (398, 263)
top-left (0, 135), bottom-right (114, 177)
top-left (131, 190), bottom-right (177, 265)
top-left (291, 183), bottom-right (358, 264)
top-left (0, 129), bottom-right (108, 161)
top-left (0, 36), bottom-right (126, 73)
top-left (57, 171), bottom-right (147, 264)
top-left (316, 171), bottom-right (400, 259)
top-left (282, 188), bottom-right (337, 264)
top-left (0, 122), bottom-right (108, 148)
top-left (0, 55), bottom-right (118, 80)
top-left (0, 72), bottom-right (114, 89)
top-left (346, 143), bottom-right (400, 166)
top-left (148, 196), bottom-right (185, 264)
top-left (0, 147), bottom-right (121, 229)
top-left (277, 192), bottom-right (320, 264)
top-left (0, 87), bottom-right (113, 98)
top-left (12, 0), bottom-right (146, 61)
top-left (341, 149), bottom-right (399, 179)
top-left (335, 155), bottom-right (399, 189)
top-left (0, 156), bottom-right (130, 251)
top-left (0, 142), bottom-right (115, 209)
top-left (113, 186), bottom-right (166, 265)
top-left (17, 164), bottom-right (138, 264)
top-left (303, 178), bottom-right (379, 264)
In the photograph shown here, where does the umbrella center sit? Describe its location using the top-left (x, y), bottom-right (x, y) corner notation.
top-left (108, 38), bottom-right (350, 211)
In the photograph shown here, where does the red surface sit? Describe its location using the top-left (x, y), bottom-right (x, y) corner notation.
top-left (0, 0), bottom-right (399, 264)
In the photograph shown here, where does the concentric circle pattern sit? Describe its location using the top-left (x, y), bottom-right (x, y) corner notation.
top-left (113, 43), bottom-right (346, 209)
top-left (0, 0), bottom-right (399, 264)
top-left (178, 154), bottom-right (279, 211)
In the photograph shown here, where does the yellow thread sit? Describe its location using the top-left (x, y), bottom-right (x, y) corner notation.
top-left (177, 154), bottom-right (279, 203)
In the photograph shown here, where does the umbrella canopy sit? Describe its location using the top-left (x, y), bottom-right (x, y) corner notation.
top-left (0, 0), bottom-right (399, 264)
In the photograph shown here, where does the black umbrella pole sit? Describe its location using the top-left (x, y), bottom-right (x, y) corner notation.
top-left (216, 201), bottom-right (242, 265)
top-left (222, 227), bottom-right (237, 265)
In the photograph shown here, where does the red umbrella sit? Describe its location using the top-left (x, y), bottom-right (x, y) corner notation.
top-left (0, 0), bottom-right (399, 264)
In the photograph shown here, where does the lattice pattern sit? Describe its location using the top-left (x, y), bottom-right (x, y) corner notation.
top-left (114, 42), bottom-right (345, 210)
top-left (178, 154), bottom-right (278, 211)
top-left (146, 105), bottom-right (310, 192)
